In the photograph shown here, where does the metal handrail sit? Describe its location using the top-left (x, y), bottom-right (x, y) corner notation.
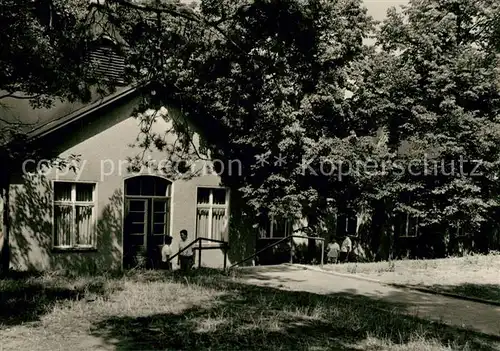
top-left (229, 235), bottom-right (325, 269)
top-left (168, 237), bottom-right (229, 269)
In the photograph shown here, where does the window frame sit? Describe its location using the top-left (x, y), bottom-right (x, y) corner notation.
top-left (194, 186), bottom-right (230, 242)
top-left (258, 214), bottom-right (294, 239)
top-left (336, 209), bottom-right (358, 237)
top-left (455, 221), bottom-right (469, 238)
top-left (396, 211), bottom-right (419, 238)
top-left (86, 37), bottom-right (126, 85)
top-left (52, 180), bottom-right (98, 251)
top-left (269, 215), bottom-right (294, 238)
top-left (124, 175), bottom-right (172, 198)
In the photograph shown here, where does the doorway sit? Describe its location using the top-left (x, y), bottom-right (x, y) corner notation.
top-left (123, 176), bottom-right (172, 269)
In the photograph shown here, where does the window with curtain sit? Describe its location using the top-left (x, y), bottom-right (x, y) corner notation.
top-left (195, 187), bottom-right (229, 241)
top-left (53, 182), bottom-right (96, 249)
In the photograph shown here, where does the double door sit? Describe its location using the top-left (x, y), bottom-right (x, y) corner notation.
top-left (123, 197), bottom-right (171, 269)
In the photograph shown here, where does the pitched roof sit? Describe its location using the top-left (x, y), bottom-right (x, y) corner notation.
top-left (0, 84), bottom-right (142, 141)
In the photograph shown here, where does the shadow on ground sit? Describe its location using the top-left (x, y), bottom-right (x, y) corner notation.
top-left (0, 272), bottom-right (119, 328)
top-left (232, 265), bottom-right (311, 284)
top-left (429, 283), bottom-right (500, 304)
top-left (91, 269), bottom-right (500, 351)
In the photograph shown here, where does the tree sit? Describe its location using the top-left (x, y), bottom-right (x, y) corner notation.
top-left (351, 0), bottom-right (500, 256)
top-left (114, 0), bottom-right (500, 257)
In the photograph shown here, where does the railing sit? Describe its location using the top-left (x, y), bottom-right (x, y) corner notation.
top-left (229, 235), bottom-right (325, 269)
top-left (168, 237), bottom-right (229, 269)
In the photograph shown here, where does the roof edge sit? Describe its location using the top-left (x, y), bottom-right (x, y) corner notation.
top-left (28, 82), bottom-right (148, 141)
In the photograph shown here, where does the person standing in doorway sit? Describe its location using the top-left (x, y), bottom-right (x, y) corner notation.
top-left (178, 229), bottom-right (194, 271)
top-left (339, 235), bottom-right (352, 263)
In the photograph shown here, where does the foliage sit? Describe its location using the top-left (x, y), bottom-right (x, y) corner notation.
top-left (113, 0), bottom-right (500, 253)
top-left (106, 0), bottom-right (375, 223)
top-left (0, 0), bottom-right (116, 109)
top-left (0, 0), bottom-right (118, 166)
top-left (353, 0), bottom-right (500, 238)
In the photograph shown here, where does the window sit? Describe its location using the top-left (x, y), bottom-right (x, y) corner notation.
top-left (336, 210), bottom-right (357, 237)
top-left (396, 193), bottom-right (419, 238)
top-left (196, 187), bottom-right (229, 240)
top-left (259, 215), bottom-right (294, 238)
top-left (396, 212), bottom-right (419, 238)
top-left (53, 182), bottom-right (96, 249)
top-left (455, 222), bottom-right (468, 238)
top-left (125, 176), bottom-right (171, 197)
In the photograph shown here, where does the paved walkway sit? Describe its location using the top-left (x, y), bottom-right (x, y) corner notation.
top-left (237, 265), bottom-right (500, 338)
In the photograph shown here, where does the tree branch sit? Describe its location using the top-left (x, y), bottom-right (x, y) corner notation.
top-left (0, 117), bottom-right (21, 125)
top-left (105, 0), bottom-right (245, 54)
top-left (0, 93), bottom-right (42, 100)
top-left (106, 0), bottom-right (201, 23)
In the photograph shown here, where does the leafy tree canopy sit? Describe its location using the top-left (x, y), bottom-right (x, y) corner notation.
top-left (353, 0), bottom-right (500, 233)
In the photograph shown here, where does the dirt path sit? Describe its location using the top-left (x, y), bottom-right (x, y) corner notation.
top-left (237, 265), bottom-right (500, 338)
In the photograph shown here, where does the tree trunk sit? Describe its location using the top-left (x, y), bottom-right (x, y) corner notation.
top-left (1, 178), bottom-right (10, 277)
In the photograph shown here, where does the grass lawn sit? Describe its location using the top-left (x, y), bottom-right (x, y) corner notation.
top-left (1, 269), bottom-right (500, 350)
top-left (322, 254), bottom-right (500, 303)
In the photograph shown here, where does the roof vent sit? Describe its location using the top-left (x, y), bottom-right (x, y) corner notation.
top-left (87, 45), bottom-right (126, 85)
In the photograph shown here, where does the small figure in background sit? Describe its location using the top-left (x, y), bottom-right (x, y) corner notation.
top-left (178, 229), bottom-right (194, 271)
top-left (161, 235), bottom-right (173, 270)
top-left (349, 238), bottom-right (358, 263)
top-left (327, 238), bottom-right (340, 264)
top-left (353, 239), bottom-right (366, 262)
top-left (339, 235), bottom-right (352, 263)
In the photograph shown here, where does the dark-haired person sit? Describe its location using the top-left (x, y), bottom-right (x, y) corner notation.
top-left (178, 229), bottom-right (194, 271)
top-left (327, 238), bottom-right (340, 264)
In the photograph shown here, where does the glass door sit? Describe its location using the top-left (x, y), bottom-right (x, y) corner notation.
top-left (124, 198), bottom-right (148, 268)
top-left (148, 199), bottom-right (171, 268)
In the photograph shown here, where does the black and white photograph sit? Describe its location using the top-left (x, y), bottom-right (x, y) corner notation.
top-left (1, 0), bottom-right (500, 349)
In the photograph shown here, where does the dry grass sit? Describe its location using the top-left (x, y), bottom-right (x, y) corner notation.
top-left (0, 269), bottom-right (499, 350)
top-left (322, 254), bottom-right (500, 302)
